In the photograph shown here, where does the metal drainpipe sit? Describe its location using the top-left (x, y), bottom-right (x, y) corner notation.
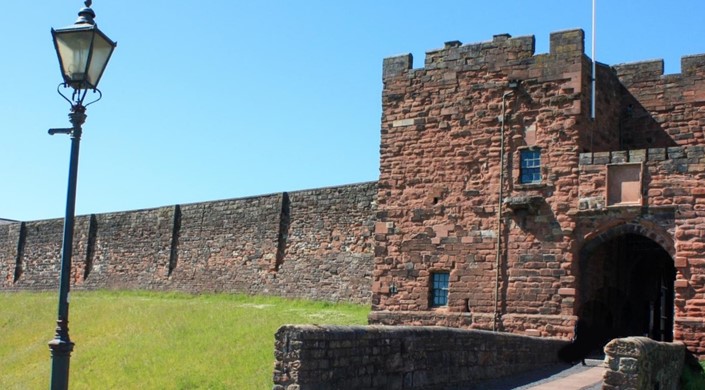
top-left (494, 90), bottom-right (514, 332)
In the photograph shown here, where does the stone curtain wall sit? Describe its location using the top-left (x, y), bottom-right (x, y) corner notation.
top-left (0, 182), bottom-right (376, 304)
top-left (603, 337), bottom-right (685, 390)
top-left (276, 187), bottom-right (377, 302)
top-left (80, 207), bottom-right (182, 290)
top-left (273, 325), bottom-right (567, 390)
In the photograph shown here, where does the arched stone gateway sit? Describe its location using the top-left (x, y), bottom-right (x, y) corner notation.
top-left (578, 225), bottom-right (676, 354)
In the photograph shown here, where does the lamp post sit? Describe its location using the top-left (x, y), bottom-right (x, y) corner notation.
top-left (47, 1), bottom-right (115, 389)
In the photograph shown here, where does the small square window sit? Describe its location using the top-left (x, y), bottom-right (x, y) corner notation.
top-left (520, 149), bottom-right (541, 184)
top-left (431, 272), bottom-right (449, 307)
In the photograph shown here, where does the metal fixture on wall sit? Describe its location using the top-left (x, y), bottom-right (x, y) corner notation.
top-left (47, 2), bottom-right (116, 389)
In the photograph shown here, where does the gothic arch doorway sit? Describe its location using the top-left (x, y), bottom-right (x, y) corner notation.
top-left (578, 231), bottom-right (675, 345)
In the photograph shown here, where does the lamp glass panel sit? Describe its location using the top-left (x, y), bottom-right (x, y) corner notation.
top-left (54, 29), bottom-right (94, 86)
top-left (86, 33), bottom-right (115, 88)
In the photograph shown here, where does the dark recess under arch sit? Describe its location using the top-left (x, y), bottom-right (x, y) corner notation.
top-left (578, 230), bottom-right (675, 351)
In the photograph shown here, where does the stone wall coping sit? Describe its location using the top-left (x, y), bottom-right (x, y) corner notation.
top-left (604, 336), bottom-right (684, 358)
top-left (4, 181), bottom-right (378, 224)
top-left (279, 324), bottom-right (566, 342)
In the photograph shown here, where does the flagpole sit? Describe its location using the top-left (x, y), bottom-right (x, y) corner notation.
top-left (591, 0), bottom-right (596, 121)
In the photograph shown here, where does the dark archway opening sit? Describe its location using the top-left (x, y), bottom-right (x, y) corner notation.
top-left (579, 233), bottom-right (675, 349)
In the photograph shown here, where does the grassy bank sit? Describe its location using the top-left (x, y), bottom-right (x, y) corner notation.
top-left (0, 291), bottom-right (369, 389)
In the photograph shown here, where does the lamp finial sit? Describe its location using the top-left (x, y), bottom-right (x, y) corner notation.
top-left (76, 0), bottom-right (96, 25)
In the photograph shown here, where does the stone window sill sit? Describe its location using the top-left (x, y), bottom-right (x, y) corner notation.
top-left (515, 183), bottom-right (547, 190)
top-left (607, 203), bottom-right (643, 209)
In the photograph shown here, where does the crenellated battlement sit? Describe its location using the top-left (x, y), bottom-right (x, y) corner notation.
top-left (613, 54), bottom-right (705, 84)
top-left (383, 29), bottom-right (585, 80)
top-left (422, 33), bottom-right (536, 71)
top-left (384, 28), bottom-right (705, 94)
top-left (614, 53), bottom-right (705, 149)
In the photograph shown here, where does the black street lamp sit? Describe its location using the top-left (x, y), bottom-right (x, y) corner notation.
top-left (47, 1), bottom-right (115, 389)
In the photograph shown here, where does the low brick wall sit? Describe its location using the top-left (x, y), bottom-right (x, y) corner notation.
top-left (603, 337), bottom-right (685, 390)
top-left (273, 325), bottom-right (568, 390)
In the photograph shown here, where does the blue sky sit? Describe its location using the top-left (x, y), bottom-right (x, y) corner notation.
top-left (2, 1), bottom-right (704, 221)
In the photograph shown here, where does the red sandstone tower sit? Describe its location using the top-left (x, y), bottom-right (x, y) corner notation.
top-left (370, 29), bottom-right (705, 355)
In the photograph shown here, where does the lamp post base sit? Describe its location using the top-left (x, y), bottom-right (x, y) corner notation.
top-left (48, 318), bottom-right (74, 390)
top-left (48, 332), bottom-right (74, 390)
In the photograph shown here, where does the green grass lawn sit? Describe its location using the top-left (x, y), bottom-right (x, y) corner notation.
top-left (0, 291), bottom-right (370, 389)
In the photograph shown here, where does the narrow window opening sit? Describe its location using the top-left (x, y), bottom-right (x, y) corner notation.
top-left (520, 149), bottom-right (541, 184)
top-left (430, 272), bottom-right (450, 307)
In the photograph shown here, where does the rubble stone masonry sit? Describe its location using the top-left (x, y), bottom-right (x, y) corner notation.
top-left (371, 28), bottom-right (705, 355)
top-left (603, 336), bottom-right (685, 390)
top-left (0, 183), bottom-right (377, 304)
top-left (273, 325), bottom-right (566, 390)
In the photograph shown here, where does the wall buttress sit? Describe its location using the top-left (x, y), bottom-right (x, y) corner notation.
top-left (168, 205), bottom-right (181, 277)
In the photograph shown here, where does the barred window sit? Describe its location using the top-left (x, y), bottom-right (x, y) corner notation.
top-left (520, 149), bottom-right (541, 184)
top-left (431, 272), bottom-right (450, 307)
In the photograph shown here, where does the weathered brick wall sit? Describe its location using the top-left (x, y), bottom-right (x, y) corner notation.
top-left (15, 219), bottom-right (65, 290)
top-left (272, 184), bottom-right (376, 302)
top-left (612, 55), bottom-right (705, 353)
top-left (592, 62), bottom-right (625, 151)
top-left (373, 30), bottom-right (600, 336)
top-left (0, 223), bottom-right (21, 286)
top-left (273, 325), bottom-right (567, 390)
top-left (0, 183), bottom-right (376, 304)
top-left (372, 27), bottom-right (705, 353)
top-left (578, 147), bottom-right (705, 354)
top-left (170, 194), bottom-right (283, 294)
top-left (603, 337), bottom-right (685, 390)
top-left (615, 54), bottom-right (705, 149)
top-left (80, 208), bottom-right (174, 290)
